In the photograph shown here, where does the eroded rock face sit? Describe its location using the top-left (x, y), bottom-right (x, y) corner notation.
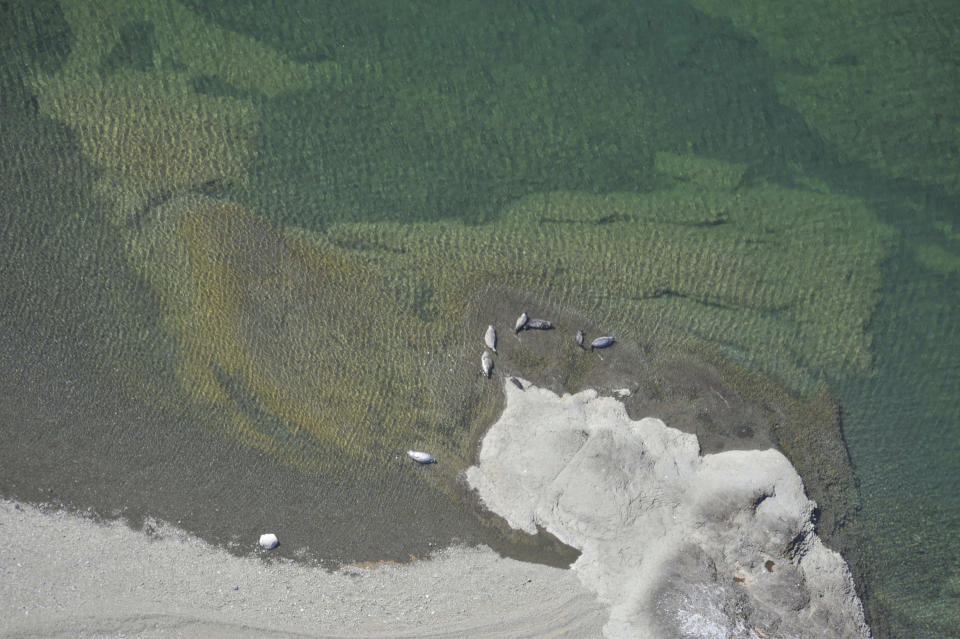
top-left (466, 382), bottom-right (870, 639)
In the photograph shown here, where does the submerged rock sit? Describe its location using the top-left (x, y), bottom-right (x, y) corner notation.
top-left (467, 383), bottom-right (870, 639)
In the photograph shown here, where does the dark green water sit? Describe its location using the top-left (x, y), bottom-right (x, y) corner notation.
top-left (1, 2), bottom-right (958, 637)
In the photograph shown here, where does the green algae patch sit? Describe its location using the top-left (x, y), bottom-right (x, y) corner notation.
top-left (913, 242), bottom-right (960, 276)
top-left (912, 221), bottom-right (960, 276)
top-left (123, 194), bottom-right (466, 473)
top-left (29, 0), bottom-right (338, 213)
top-left (36, 70), bottom-right (258, 204)
top-left (688, 0), bottom-right (960, 195)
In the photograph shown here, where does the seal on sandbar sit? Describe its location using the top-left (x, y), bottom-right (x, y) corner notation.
top-left (407, 450), bottom-right (436, 464)
top-left (590, 336), bottom-right (615, 350)
top-left (485, 325), bottom-right (497, 353)
top-left (482, 350), bottom-right (494, 378)
top-left (514, 312), bottom-right (529, 334)
top-left (525, 318), bottom-right (554, 330)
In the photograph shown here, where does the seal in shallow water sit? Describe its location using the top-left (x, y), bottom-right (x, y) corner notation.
top-left (590, 336), bottom-right (615, 350)
top-left (485, 325), bottom-right (497, 352)
top-left (514, 312), bottom-right (529, 334)
top-left (525, 318), bottom-right (553, 330)
top-left (407, 450), bottom-right (436, 464)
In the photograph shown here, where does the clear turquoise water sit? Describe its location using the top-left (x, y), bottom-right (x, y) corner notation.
top-left (1, 2), bottom-right (957, 637)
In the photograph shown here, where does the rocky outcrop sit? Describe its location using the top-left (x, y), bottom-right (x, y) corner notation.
top-left (467, 382), bottom-right (870, 639)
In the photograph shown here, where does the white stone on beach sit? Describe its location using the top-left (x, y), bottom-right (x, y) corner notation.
top-left (407, 450), bottom-right (436, 464)
top-left (466, 383), bottom-right (870, 639)
top-left (259, 533), bottom-right (279, 550)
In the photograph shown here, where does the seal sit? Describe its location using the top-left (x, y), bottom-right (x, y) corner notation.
top-left (590, 336), bottom-right (615, 350)
top-left (407, 450), bottom-right (437, 464)
top-left (525, 318), bottom-right (553, 330)
top-left (576, 329), bottom-right (585, 348)
top-left (485, 325), bottom-right (497, 352)
top-left (482, 350), bottom-right (494, 378)
top-left (514, 312), bottom-right (529, 334)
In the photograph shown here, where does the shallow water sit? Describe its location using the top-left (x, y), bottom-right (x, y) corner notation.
top-left (1, 2), bottom-right (957, 637)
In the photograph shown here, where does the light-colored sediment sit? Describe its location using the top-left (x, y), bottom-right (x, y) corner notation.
top-left (467, 381), bottom-right (871, 639)
top-left (0, 500), bottom-right (604, 638)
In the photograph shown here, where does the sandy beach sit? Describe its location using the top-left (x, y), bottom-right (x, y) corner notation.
top-left (0, 499), bottom-right (606, 638)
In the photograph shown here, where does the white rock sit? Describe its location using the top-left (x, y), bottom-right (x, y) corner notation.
top-left (258, 533), bottom-right (279, 550)
top-left (466, 384), bottom-right (870, 639)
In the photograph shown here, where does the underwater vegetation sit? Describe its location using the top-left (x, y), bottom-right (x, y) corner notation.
top-left (116, 158), bottom-right (896, 475)
top-left (312, 153), bottom-right (895, 391)
top-left (689, 0), bottom-right (960, 197)
top-left (26, 0), bottom-right (898, 476)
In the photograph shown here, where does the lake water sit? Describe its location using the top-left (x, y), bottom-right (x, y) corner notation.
top-left (1, 2), bottom-right (957, 637)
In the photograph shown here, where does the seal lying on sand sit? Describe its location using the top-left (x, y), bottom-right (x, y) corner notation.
top-left (407, 450), bottom-right (436, 464)
top-left (525, 319), bottom-right (553, 330)
top-left (485, 325), bottom-right (497, 352)
top-left (590, 336), bottom-right (615, 350)
top-left (482, 351), bottom-right (494, 378)
top-left (514, 312), bottom-right (529, 334)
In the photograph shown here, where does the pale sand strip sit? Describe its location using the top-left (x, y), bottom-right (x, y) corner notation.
top-left (0, 500), bottom-right (605, 638)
